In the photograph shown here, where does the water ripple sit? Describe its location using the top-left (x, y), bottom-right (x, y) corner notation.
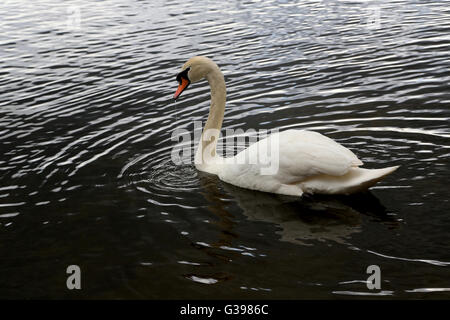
top-left (0, 0), bottom-right (449, 299)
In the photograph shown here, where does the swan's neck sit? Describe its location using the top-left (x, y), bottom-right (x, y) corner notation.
top-left (195, 67), bottom-right (226, 174)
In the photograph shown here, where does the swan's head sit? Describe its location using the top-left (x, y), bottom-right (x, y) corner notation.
top-left (173, 56), bottom-right (219, 100)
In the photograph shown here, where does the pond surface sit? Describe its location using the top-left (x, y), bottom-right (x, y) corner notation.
top-left (0, 0), bottom-right (449, 299)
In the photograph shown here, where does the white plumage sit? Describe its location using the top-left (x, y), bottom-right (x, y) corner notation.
top-left (218, 129), bottom-right (398, 196)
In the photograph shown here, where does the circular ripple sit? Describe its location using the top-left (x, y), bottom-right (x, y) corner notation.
top-left (119, 145), bottom-right (200, 194)
top-left (146, 157), bottom-right (199, 192)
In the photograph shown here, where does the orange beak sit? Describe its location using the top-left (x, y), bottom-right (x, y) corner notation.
top-left (174, 77), bottom-right (190, 100)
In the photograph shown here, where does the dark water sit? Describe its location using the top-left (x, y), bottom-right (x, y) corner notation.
top-left (1, 0), bottom-right (449, 299)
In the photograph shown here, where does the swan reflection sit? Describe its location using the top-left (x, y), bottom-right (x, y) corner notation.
top-left (199, 172), bottom-right (399, 246)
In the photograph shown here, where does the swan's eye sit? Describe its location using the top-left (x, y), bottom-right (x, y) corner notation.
top-left (176, 67), bottom-right (191, 84)
top-left (174, 67), bottom-right (191, 100)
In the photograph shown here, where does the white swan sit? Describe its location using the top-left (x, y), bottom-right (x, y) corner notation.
top-left (173, 56), bottom-right (399, 197)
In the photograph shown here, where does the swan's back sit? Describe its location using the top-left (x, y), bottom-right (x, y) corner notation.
top-left (219, 129), bottom-right (398, 196)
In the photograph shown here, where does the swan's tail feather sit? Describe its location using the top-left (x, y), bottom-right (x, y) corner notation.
top-left (300, 166), bottom-right (400, 195)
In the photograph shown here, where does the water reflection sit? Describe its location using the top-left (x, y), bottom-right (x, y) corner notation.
top-left (198, 172), bottom-right (400, 246)
top-left (1, 0), bottom-right (449, 298)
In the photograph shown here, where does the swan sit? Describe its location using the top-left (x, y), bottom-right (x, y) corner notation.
top-left (173, 56), bottom-right (399, 197)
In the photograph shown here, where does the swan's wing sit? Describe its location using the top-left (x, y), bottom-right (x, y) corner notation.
top-left (265, 130), bottom-right (363, 183)
top-left (220, 130), bottom-right (363, 190)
